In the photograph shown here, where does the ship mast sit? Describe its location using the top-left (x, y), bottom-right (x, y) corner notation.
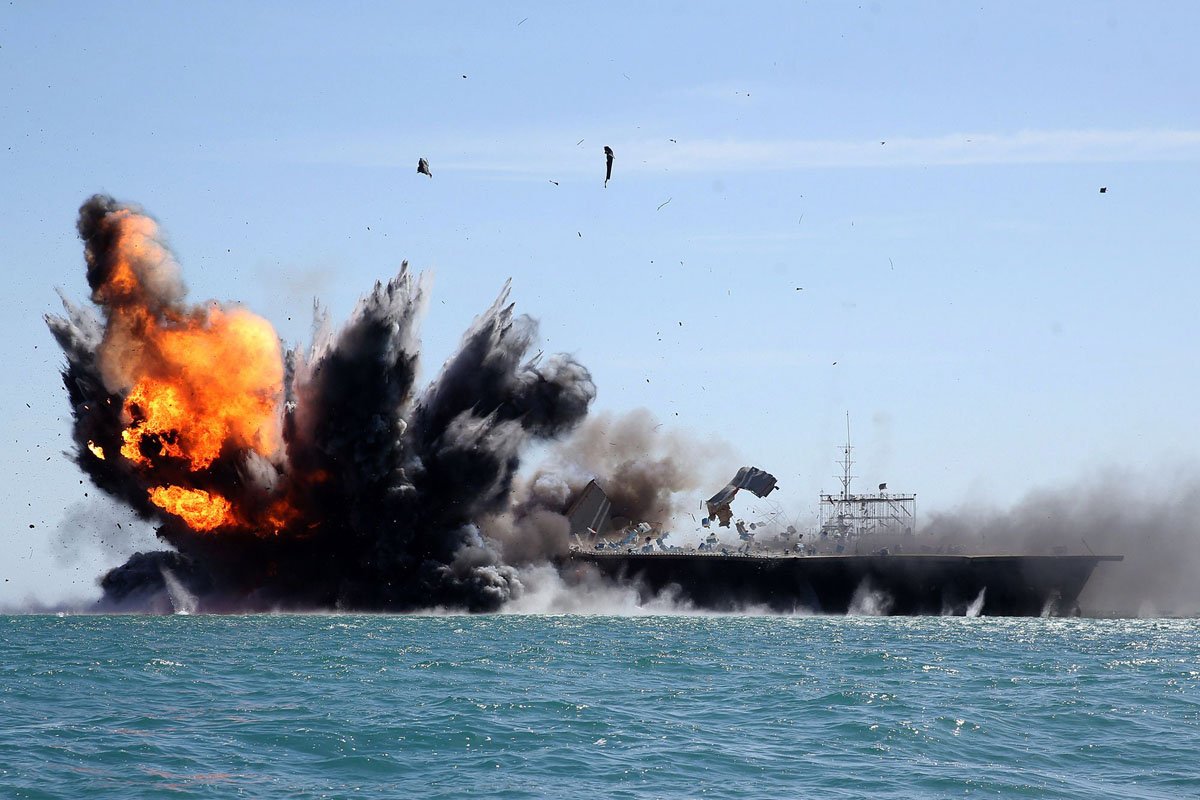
top-left (819, 411), bottom-right (917, 543)
top-left (837, 411), bottom-right (855, 503)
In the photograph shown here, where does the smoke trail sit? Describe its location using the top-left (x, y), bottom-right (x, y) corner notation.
top-left (47, 195), bottom-right (597, 612)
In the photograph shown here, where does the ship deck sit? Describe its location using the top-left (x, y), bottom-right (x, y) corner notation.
top-left (564, 551), bottom-right (1124, 616)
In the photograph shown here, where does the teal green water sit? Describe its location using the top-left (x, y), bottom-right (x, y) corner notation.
top-left (1, 615), bottom-right (1197, 798)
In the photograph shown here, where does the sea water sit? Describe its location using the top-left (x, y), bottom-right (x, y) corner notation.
top-left (1, 615), bottom-right (1197, 799)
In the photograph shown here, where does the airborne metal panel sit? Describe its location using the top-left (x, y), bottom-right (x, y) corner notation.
top-left (566, 479), bottom-right (612, 539)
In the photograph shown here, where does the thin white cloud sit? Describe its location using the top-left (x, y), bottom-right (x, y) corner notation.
top-left (629, 129), bottom-right (1200, 172)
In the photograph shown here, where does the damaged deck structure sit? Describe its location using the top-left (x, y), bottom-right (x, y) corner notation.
top-left (562, 454), bottom-right (1122, 616)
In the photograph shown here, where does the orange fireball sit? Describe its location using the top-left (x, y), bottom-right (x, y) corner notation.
top-left (148, 486), bottom-right (236, 532)
top-left (119, 306), bottom-right (283, 470)
top-left (91, 204), bottom-right (291, 536)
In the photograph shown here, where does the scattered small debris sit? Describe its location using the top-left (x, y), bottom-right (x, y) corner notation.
top-left (669, 138), bottom-right (677, 143)
top-left (796, 287), bottom-right (803, 291)
top-left (657, 197), bottom-right (672, 211)
top-left (1099, 187), bottom-right (1107, 193)
top-left (603, 146), bottom-right (614, 187)
top-left (417, 158), bottom-right (432, 178)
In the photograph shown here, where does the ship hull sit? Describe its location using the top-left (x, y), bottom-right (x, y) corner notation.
top-left (564, 553), bottom-right (1122, 616)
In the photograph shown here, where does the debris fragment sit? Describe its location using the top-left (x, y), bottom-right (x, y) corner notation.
top-left (518, 17), bottom-right (528, 25)
top-left (576, 138), bottom-right (585, 146)
top-left (603, 146), bottom-right (614, 187)
top-left (549, 180), bottom-right (559, 186)
top-left (417, 158), bottom-right (432, 178)
top-left (1099, 187), bottom-right (1107, 193)
top-left (705, 467), bottom-right (778, 528)
top-left (657, 197), bottom-right (672, 211)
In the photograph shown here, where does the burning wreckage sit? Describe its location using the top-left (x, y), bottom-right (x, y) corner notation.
top-left (47, 195), bottom-right (1120, 615)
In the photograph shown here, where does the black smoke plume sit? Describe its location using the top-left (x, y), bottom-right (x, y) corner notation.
top-left (46, 195), bottom-right (597, 612)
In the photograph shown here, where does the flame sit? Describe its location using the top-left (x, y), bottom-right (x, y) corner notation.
top-left (91, 203), bottom-right (295, 536)
top-left (148, 486), bottom-right (235, 532)
top-left (118, 307), bottom-right (283, 470)
top-left (87, 440), bottom-right (106, 460)
top-left (264, 500), bottom-right (299, 534)
top-left (96, 210), bottom-right (162, 305)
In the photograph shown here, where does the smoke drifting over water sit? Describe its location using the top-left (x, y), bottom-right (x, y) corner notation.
top-left (923, 468), bottom-right (1200, 616)
top-left (47, 195), bottom-right (605, 612)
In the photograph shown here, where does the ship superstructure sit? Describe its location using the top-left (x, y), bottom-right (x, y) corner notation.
top-left (817, 414), bottom-right (916, 550)
top-left (560, 419), bottom-right (1122, 616)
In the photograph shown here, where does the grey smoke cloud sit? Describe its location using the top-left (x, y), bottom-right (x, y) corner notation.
top-left (923, 466), bottom-right (1200, 616)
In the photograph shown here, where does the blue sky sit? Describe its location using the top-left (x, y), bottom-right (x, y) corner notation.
top-left (2, 1), bottom-right (1198, 604)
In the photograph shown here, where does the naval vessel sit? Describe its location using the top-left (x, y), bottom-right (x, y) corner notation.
top-left (562, 426), bottom-right (1121, 616)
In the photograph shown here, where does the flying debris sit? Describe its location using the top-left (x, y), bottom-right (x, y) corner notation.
top-left (417, 158), bottom-right (432, 178)
top-left (603, 146), bottom-right (614, 187)
top-left (704, 466), bottom-right (778, 527)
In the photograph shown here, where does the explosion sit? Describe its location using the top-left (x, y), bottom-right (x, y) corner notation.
top-left (47, 195), bottom-right (597, 611)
